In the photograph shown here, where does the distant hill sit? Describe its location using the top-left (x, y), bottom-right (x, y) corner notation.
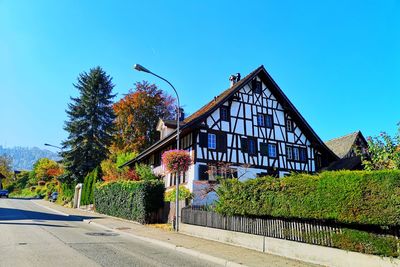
top-left (0, 146), bottom-right (61, 170)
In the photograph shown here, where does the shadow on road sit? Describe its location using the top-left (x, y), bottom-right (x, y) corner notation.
top-left (0, 221), bottom-right (75, 227)
top-left (0, 207), bottom-right (101, 222)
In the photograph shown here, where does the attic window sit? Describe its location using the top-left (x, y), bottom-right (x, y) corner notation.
top-left (220, 107), bottom-right (229, 122)
top-left (286, 119), bottom-right (293, 132)
top-left (252, 80), bottom-right (262, 94)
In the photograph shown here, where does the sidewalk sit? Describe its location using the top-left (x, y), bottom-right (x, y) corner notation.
top-left (35, 200), bottom-right (317, 267)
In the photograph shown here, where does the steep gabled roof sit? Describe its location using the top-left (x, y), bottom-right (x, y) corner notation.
top-left (325, 131), bottom-right (364, 159)
top-left (183, 66), bottom-right (263, 125)
top-left (121, 65), bottom-right (338, 167)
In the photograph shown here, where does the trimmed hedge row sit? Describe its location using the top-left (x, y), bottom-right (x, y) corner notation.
top-left (94, 180), bottom-right (165, 224)
top-left (216, 170), bottom-right (400, 226)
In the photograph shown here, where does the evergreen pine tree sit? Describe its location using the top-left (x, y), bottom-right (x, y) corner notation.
top-left (61, 67), bottom-right (115, 183)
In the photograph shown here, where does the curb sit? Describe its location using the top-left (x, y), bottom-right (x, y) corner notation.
top-left (83, 219), bottom-right (247, 267)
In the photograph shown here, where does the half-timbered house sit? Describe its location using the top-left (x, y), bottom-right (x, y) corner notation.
top-left (122, 65), bottom-right (338, 204)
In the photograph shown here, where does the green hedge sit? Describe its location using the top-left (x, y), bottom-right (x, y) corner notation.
top-left (94, 180), bottom-right (165, 224)
top-left (216, 170), bottom-right (400, 226)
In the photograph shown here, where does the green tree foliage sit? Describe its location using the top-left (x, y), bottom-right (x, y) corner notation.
top-left (81, 167), bottom-right (100, 205)
top-left (362, 128), bottom-right (400, 170)
top-left (32, 158), bottom-right (63, 182)
top-left (0, 155), bottom-right (13, 189)
top-left (216, 170), bottom-right (400, 226)
top-left (101, 151), bottom-right (138, 181)
top-left (112, 81), bottom-right (176, 153)
top-left (134, 164), bottom-right (158, 181)
top-left (61, 67), bottom-right (116, 182)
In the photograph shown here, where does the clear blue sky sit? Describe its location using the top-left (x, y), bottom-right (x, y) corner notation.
top-left (0, 0), bottom-right (399, 151)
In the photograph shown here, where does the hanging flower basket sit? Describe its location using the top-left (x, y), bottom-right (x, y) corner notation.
top-left (162, 150), bottom-right (192, 173)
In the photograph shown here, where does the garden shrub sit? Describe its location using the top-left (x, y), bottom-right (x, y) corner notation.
top-left (135, 164), bottom-right (158, 181)
top-left (164, 185), bottom-right (193, 202)
top-left (58, 182), bottom-right (75, 205)
top-left (81, 168), bottom-right (100, 205)
top-left (216, 170), bottom-right (400, 226)
top-left (332, 229), bottom-right (399, 257)
top-left (94, 180), bottom-right (165, 224)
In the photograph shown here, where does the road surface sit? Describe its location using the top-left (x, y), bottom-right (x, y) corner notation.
top-left (0, 198), bottom-right (219, 267)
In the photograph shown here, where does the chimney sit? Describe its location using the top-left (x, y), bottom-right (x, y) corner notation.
top-left (229, 73), bottom-right (241, 87)
top-left (229, 75), bottom-right (236, 87)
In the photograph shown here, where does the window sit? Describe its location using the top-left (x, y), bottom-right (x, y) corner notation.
top-left (258, 114), bottom-right (273, 128)
top-left (208, 133), bottom-right (216, 149)
top-left (286, 146), bottom-right (293, 160)
top-left (287, 119), bottom-right (293, 132)
top-left (300, 148), bottom-right (307, 162)
top-left (220, 107), bottom-right (229, 121)
top-left (257, 114), bottom-right (265, 127)
top-left (293, 147), bottom-right (300, 161)
top-left (248, 139), bottom-right (257, 155)
top-left (266, 115), bottom-right (273, 128)
top-left (198, 165), bottom-right (209, 181)
top-left (268, 144), bottom-right (277, 158)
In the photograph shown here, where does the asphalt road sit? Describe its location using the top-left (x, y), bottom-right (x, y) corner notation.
top-left (0, 198), bottom-right (219, 267)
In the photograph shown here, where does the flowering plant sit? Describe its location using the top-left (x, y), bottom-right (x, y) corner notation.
top-left (162, 150), bottom-right (192, 173)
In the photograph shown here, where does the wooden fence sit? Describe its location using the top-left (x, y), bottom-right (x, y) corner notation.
top-left (181, 206), bottom-right (399, 247)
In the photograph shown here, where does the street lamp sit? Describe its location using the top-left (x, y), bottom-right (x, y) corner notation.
top-left (133, 64), bottom-right (181, 231)
top-left (44, 143), bottom-right (62, 150)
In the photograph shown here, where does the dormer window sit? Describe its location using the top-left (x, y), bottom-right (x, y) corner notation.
top-left (220, 107), bottom-right (229, 122)
top-left (251, 79), bottom-right (262, 94)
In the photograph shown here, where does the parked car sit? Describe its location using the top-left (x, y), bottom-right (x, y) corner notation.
top-left (0, 190), bottom-right (9, 198)
top-left (49, 192), bottom-right (58, 202)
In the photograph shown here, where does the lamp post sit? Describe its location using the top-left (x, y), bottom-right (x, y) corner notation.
top-left (133, 64), bottom-right (181, 231)
top-left (44, 143), bottom-right (62, 150)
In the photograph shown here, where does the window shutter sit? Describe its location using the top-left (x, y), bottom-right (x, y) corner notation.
top-left (198, 165), bottom-right (209, 181)
top-left (260, 143), bottom-right (268, 156)
top-left (241, 138), bottom-right (248, 153)
top-left (217, 133), bottom-right (227, 152)
top-left (199, 132), bottom-right (207, 147)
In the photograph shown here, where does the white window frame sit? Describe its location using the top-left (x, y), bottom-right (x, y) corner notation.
top-left (293, 147), bottom-right (300, 161)
top-left (268, 143), bottom-right (277, 158)
top-left (208, 133), bottom-right (217, 149)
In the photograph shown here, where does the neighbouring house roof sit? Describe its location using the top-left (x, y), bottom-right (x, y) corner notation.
top-left (323, 156), bottom-right (363, 171)
top-left (120, 65), bottom-right (338, 168)
top-left (325, 131), bottom-right (363, 159)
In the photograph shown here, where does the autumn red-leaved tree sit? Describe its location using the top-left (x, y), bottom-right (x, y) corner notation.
top-left (112, 81), bottom-right (176, 153)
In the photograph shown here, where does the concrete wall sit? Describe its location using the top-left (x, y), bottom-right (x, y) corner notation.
top-left (180, 223), bottom-right (400, 267)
